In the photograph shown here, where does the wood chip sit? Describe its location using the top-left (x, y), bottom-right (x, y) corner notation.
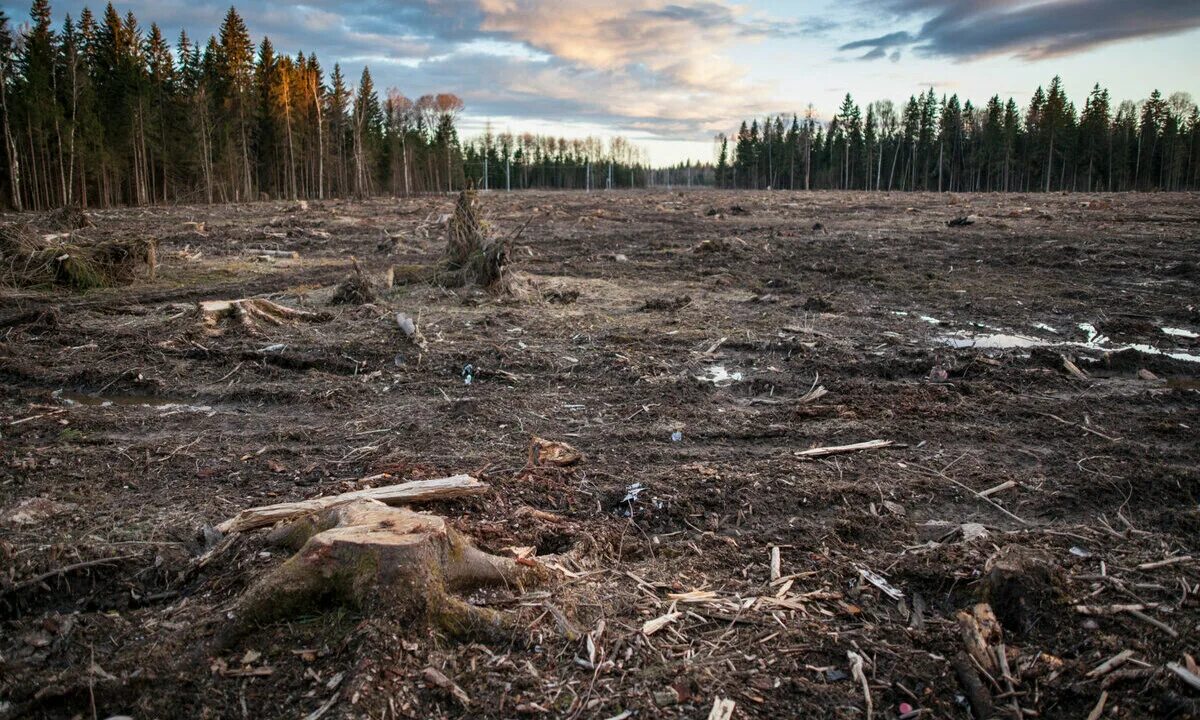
top-left (706, 697), bottom-right (736, 720)
top-left (642, 611), bottom-right (682, 636)
top-left (859, 567), bottom-right (904, 600)
top-left (667, 589), bottom-right (719, 603)
top-left (422, 667), bottom-right (470, 706)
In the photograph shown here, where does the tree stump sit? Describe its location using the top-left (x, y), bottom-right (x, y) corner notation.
top-left (439, 188), bottom-right (512, 292)
top-left (198, 298), bottom-right (328, 336)
top-left (226, 500), bottom-right (548, 642)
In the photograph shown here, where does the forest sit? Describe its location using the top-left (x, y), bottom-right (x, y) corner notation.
top-left (2, 1), bottom-right (1199, 210)
top-left (715, 82), bottom-right (1200, 192)
top-left (460, 131), bottom-right (649, 191)
top-left (0, 1), bottom-right (478, 210)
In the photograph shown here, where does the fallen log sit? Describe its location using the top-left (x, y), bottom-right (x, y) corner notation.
top-left (216, 474), bottom-right (488, 533)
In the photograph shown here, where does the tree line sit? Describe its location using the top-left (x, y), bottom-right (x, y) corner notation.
top-left (716, 78), bottom-right (1200, 192)
top-left (462, 130), bottom-right (648, 190)
top-left (0, 1), bottom-right (471, 211)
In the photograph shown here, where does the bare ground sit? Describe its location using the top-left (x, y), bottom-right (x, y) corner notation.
top-left (1, 190), bottom-right (1199, 719)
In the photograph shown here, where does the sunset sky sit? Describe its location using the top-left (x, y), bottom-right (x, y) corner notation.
top-left (6, 0), bottom-right (1200, 164)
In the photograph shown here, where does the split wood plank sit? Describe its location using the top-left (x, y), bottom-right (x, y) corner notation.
top-left (216, 474), bottom-right (487, 533)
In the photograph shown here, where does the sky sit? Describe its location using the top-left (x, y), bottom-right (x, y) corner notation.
top-left (5, 0), bottom-right (1200, 165)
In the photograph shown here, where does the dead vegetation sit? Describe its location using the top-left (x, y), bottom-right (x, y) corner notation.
top-left (0, 211), bottom-right (156, 289)
top-left (438, 187), bottom-right (514, 291)
top-left (329, 257), bottom-right (378, 305)
top-left (1, 191), bottom-right (1198, 719)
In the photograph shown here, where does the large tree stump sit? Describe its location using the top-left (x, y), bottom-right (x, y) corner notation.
top-left (198, 298), bottom-right (328, 336)
top-left (226, 500), bottom-right (548, 642)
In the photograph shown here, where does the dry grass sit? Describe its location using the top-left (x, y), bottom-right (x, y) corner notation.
top-left (0, 209), bottom-right (156, 290)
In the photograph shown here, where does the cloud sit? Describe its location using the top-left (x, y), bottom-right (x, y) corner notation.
top-left (841, 0), bottom-right (1200, 61)
top-left (12, 0), bottom-right (830, 144)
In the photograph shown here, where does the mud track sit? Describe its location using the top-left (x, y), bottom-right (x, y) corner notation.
top-left (2, 191), bottom-right (1198, 718)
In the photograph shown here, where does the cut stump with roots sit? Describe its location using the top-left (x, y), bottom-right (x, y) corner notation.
top-left (225, 500), bottom-right (549, 644)
top-left (439, 188), bottom-right (513, 292)
top-left (329, 257), bottom-right (378, 305)
top-left (198, 298), bottom-right (329, 336)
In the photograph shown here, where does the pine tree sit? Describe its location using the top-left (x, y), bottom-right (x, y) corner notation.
top-left (217, 6), bottom-right (253, 200)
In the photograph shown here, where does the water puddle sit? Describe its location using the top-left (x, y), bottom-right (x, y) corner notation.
top-left (937, 327), bottom-right (1200, 363)
top-left (941, 333), bottom-right (1042, 349)
top-left (1162, 327), bottom-right (1198, 339)
top-left (695, 365), bottom-right (744, 386)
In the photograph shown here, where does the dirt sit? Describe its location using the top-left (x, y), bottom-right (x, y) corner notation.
top-left (2, 191), bottom-right (1198, 719)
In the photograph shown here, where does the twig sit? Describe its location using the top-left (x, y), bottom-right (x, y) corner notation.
top-left (1138, 556), bottom-right (1191, 571)
top-left (1037, 412), bottom-right (1119, 442)
top-left (4, 553), bottom-right (140, 594)
top-left (796, 439), bottom-right (894, 458)
top-left (909, 461), bottom-right (1030, 525)
top-left (1087, 650), bottom-right (1135, 678)
top-left (979, 480), bottom-right (1017, 498)
top-left (1126, 608), bottom-right (1178, 638)
top-left (1085, 691), bottom-right (1107, 720)
top-left (847, 651), bottom-right (873, 720)
top-left (1167, 662), bottom-right (1200, 692)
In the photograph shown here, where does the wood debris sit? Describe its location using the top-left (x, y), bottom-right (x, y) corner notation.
top-left (216, 474), bottom-right (487, 533)
top-left (528, 436), bottom-right (583, 467)
top-left (795, 439), bottom-right (894, 458)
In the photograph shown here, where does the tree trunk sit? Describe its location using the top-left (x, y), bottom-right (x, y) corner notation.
top-left (1045, 130), bottom-right (1054, 193)
top-left (0, 58), bottom-right (22, 210)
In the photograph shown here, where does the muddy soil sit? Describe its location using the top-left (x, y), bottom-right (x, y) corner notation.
top-left (2, 191), bottom-right (1198, 719)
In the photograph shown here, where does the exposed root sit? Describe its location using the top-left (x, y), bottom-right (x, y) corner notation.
top-left (225, 500), bottom-right (549, 644)
top-left (440, 188), bottom-right (513, 292)
top-left (329, 257), bottom-right (378, 305)
top-left (198, 298), bottom-right (329, 336)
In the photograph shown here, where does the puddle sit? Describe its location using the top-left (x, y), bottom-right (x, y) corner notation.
top-left (937, 328), bottom-right (1200, 363)
top-left (1031, 322), bottom-right (1059, 334)
top-left (918, 315), bottom-right (942, 325)
top-left (1162, 327), bottom-right (1198, 339)
top-left (1112, 344), bottom-right (1200, 363)
top-left (941, 332), bottom-right (1042, 349)
top-left (695, 365), bottom-right (744, 386)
